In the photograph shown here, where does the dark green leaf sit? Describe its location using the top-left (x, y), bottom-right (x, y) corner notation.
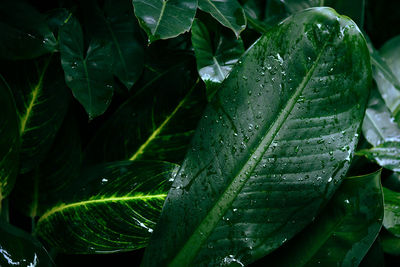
top-left (265, 170), bottom-right (383, 267)
top-left (198, 0), bottom-right (246, 37)
top-left (381, 230), bottom-right (400, 256)
top-left (35, 161), bottom-right (178, 254)
top-left (357, 142), bottom-right (400, 172)
top-left (359, 238), bottom-right (385, 267)
top-left (0, 76), bottom-right (19, 202)
top-left (0, 56), bottom-right (70, 174)
top-left (85, 0), bottom-right (145, 89)
top-left (142, 7), bottom-right (371, 266)
top-left (0, 220), bottom-right (53, 266)
top-left (192, 19), bottom-right (244, 100)
top-left (59, 15), bottom-right (114, 118)
top-left (279, 0), bottom-right (322, 14)
top-left (0, 0), bottom-right (57, 60)
top-left (325, 0), bottom-right (365, 28)
top-left (45, 8), bottom-right (71, 32)
top-left (382, 187), bottom-right (400, 237)
top-left (132, 0), bottom-right (197, 43)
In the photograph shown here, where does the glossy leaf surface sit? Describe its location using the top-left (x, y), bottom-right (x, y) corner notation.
top-left (0, 57), bottom-right (70, 174)
top-left (85, 0), bottom-right (144, 89)
top-left (0, 76), bottom-right (19, 201)
top-left (59, 15), bottom-right (114, 118)
top-left (382, 187), bottom-right (400, 237)
top-left (357, 142), bottom-right (400, 172)
top-left (0, 220), bottom-right (53, 266)
top-left (36, 161), bottom-right (178, 254)
top-left (266, 170), bottom-right (383, 267)
top-left (198, 0), bottom-right (246, 37)
top-left (0, 0), bottom-right (57, 60)
top-left (192, 19), bottom-right (244, 100)
top-left (142, 8), bottom-right (371, 266)
top-left (132, 0), bottom-right (197, 43)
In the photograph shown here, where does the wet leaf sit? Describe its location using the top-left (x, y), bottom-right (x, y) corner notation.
top-left (382, 187), bottom-right (400, 237)
top-left (142, 8), bottom-right (371, 266)
top-left (357, 142), bottom-right (400, 172)
top-left (59, 15), bottom-right (114, 118)
top-left (132, 0), bottom-right (197, 43)
top-left (192, 19), bottom-right (244, 100)
top-left (35, 161), bottom-right (178, 254)
top-left (325, 0), bottom-right (366, 28)
top-left (198, 0), bottom-right (246, 37)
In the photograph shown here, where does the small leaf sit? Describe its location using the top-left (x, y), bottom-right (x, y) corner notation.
top-left (192, 19), bottom-right (244, 100)
top-left (35, 161), bottom-right (178, 254)
top-left (0, 220), bottom-right (53, 266)
top-left (382, 187), bottom-right (400, 237)
top-left (59, 15), bottom-right (114, 118)
top-left (265, 170), bottom-right (383, 267)
top-left (0, 0), bottom-right (57, 60)
top-left (0, 56), bottom-right (70, 174)
top-left (198, 0), bottom-right (246, 37)
top-left (357, 142), bottom-right (400, 172)
top-left (132, 0), bottom-right (198, 43)
top-left (0, 76), bottom-right (20, 201)
top-left (142, 8), bottom-right (371, 266)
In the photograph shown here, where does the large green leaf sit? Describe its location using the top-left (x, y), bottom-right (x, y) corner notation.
top-left (35, 161), bottom-right (178, 254)
top-left (357, 142), bottom-right (400, 172)
top-left (198, 0), bottom-right (246, 37)
top-left (83, 58), bottom-right (206, 165)
top-left (0, 0), bottom-right (57, 60)
top-left (85, 0), bottom-right (145, 89)
top-left (382, 187), bottom-right (400, 237)
top-left (132, 0), bottom-right (198, 43)
top-left (0, 76), bottom-right (19, 202)
top-left (0, 56), bottom-right (70, 174)
top-left (142, 7), bottom-right (371, 266)
top-left (0, 220), bottom-right (53, 266)
top-left (192, 19), bottom-right (244, 100)
top-left (264, 170), bottom-right (383, 267)
top-left (369, 35), bottom-right (400, 123)
top-left (59, 15), bottom-right (114, 118)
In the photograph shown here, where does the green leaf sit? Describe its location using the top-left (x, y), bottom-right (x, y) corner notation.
top-left (0, 220), bottom-right (53, 266)
top-left (0, 56), bottom-right (70, 174)
top-left (381, 230), bottom-right (400, 256)
top-left (279, 0), bottom-right (323, 14)
top-left (382, 187), bottom-right (400, 237)
top-left (359, 238), bottom-right (385, 267)
top-left (192, 19), bottom-right (244, 100)
top-left (325, 0), bottom-right (365, 28)
top-left (0, 0), bottom-right (57, 60)
top-left (59, 15), bottom-right (114, 118)
top-left (83, 58), bottom-right (207, 165)
top-left (0, 76), bottom-right (20, 202)
top-left (35, 161), bottom-right (178, 254)
top-left (357, 142), bottom-right (400, 172)
top-left (132, 0), bottom-right (198, 43)
top-left (85, 0), bottom-right (145, 89)
top-left (374, 35), bottom-right (400, 124)
top-left (265, 170), bottom-right (383, 267)
top-left (142, 7), bottom-right (371, 266)
top-left (198, 0), bottom-right (246, 37)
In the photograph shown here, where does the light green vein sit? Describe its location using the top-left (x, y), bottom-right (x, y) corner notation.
top-left (153, 0), bottom-right (167, 35)
top-left (212, 57), bottom-right (225, 81)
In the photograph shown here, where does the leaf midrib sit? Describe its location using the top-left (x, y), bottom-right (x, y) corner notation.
top-left (153, 0), bottom-right (167, 35)
top-left (200, 0), bottom-right (242, 35)
top-left (169, 38), bottom-right (331, 266)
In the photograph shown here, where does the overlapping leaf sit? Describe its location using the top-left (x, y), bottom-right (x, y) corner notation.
top-left (0, 57), bottom-right (70, 174)
top-left (382, 187), bottom-right (400, 237)
top-left (132, 0), bottom-right (198, 43)
top-left (265, 170), bottom-right (383, 267)
top-left (35, 161), bottom-right (178, 254)
top-left (59, 15), bottom-right (114, 118)
top-left (0, 76), bottom-right (19, 201)
top-left (142, 8), bottom-right (371, 266)
top-left (0, 0), bottom-right (57, 60)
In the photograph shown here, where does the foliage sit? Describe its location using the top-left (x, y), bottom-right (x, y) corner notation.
top-left (0, 0), bottom-right (400, 266)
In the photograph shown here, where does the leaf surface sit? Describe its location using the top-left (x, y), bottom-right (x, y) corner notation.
top-left (142, 7), bottom-right (371, 266)
top-left (191, 19), bottom-right (244, 100)
top-left (382, 187), bottom-right (400, 237)
top-left (132, 0), bottom-right (197, 43)
top-left (35, 161), bottom-right (178, 254)
top-left (59, 15), bottom-right (114, 118)
top-left (357, 142), bottom-right (400, 172)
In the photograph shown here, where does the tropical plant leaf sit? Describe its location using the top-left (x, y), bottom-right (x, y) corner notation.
top-left (0, 76), bottom-right (20, 202)
top-left (0, 0), bottom-right (57, 60)
top-left (359, 238), bottom-right (385, 267)
top-left (198, 0), bottom-right (246, 37)
top-left (83, 56), bottom-right (207, 165)
top-left (357, 142), bottom-right (400, 172)
top-left (45, 8), bottom-right (71, 32)
top-left (381, 230), bottom-right (400, 256)
top-left (59, 15), bottom-right (114, 118)
top-left (85, 0), bottom-right (145, 89)
top-left (35, 161), bottom-right (178, 254)
top-left (325, 0), bottom-right (365, 28)
top-left (0, 220), bottom-right (53, 266)
top-left (132, 0), bottom-right (198, 43)
top-left (192, 19), bottom-right (244, 100)
top-left (264, 170), bottom-right (383, 267)
top-left (382, 187), bottom-right (400, 237)
top-left (142, 7), bottom-right (371, 266)
top-left (0, 56), bottom-right (70, 174)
